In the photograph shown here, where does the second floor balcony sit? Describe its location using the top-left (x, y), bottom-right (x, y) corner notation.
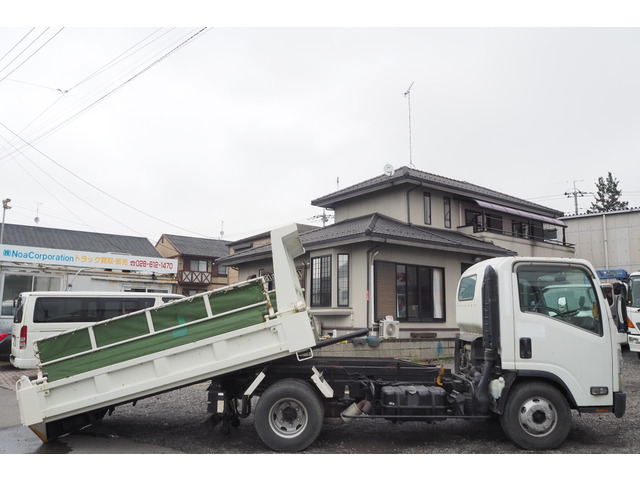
top-left (179, 270), bottom-right (212, 285)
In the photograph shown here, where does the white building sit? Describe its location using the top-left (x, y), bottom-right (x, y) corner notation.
top-left (0, 223), bottom-right (178, 356)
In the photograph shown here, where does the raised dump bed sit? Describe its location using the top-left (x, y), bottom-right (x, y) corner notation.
top-left (16, 224), bottom-right (318, 442)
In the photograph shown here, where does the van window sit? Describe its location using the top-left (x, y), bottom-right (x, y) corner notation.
top-left (33, 297), bottom-right (156, 323)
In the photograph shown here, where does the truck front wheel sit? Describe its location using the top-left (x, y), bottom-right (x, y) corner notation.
top-left (255, 379), bottom-right (324, 452)
top-left (500, 381), bottom-right (571, 450)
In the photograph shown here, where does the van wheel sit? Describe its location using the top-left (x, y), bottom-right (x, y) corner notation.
top-left (500, 381), bottom-right (571, 450)
top-left (255, 379), bottom-right (323, 452)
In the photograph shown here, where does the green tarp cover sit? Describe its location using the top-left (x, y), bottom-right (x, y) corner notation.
top-left (37, 282), bottom-right (271, 382)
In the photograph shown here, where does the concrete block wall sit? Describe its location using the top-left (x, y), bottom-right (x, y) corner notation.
top-left (314, 337), bottom-right (455, 364)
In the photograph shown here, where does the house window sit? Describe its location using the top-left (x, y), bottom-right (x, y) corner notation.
top-left (486, 214), bottom-right (503, 233)
top-left (337, 254), bottom-right (349, 307)
top-left (375, 261), bottom-right (445, 322)
top-left (444, 196), bottom-right (451, 228)
top-left (1, 273), bottom-right (62, 316)
top-left (424, 193), bottom-right (431, 225)
top-left (213, 263), bottom-right (228, 277)
top-left (512, 220), bottom-right (529, 238)
top-left (465, 210), bottom-right (484, 231)
top-left (311, 255), bottom-right (331, 307)
top-left (189, 259), bottom-right (208, 272)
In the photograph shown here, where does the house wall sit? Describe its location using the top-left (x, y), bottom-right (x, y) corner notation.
top-left (236, 241), bottom-right (474, 340)
top-left (334, 188), bottom-right (408, 223)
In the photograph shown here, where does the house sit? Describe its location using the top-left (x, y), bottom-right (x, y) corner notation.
top-left (155, 234), bottom-right (231, 296)
top-left (219, 166), bottom-right (574, 355)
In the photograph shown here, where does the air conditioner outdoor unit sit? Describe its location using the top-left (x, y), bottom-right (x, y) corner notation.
top-left (379, 317), bottom-right (400, 339)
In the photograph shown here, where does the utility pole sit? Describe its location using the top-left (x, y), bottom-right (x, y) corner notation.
top-left (564, 181), bottom-right (589, 215)
top-left (1, 198), bottom-right (11, 245)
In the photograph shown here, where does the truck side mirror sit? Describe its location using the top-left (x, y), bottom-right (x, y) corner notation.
top-left (616, 296), bottom-right (629, 334)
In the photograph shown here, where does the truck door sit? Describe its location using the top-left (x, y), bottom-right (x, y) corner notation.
top-left (513, 262), bottom-right (614, 408)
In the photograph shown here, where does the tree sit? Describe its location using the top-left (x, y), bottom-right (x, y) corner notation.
top-left (587, 172), bottom-right (629, 213)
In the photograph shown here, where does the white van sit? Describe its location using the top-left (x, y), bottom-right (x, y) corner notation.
top-left (10, 291), bottom-right (183, 369)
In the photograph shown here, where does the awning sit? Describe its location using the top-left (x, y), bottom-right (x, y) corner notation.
top-left (474, 200), bottom-right (566, 227)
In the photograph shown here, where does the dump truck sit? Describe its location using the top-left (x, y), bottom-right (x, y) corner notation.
top-left (16, 225), bottom-right (627, 452)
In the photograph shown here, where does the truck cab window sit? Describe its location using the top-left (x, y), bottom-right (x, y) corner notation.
top-left (517, 264), bottom-right (603, 335)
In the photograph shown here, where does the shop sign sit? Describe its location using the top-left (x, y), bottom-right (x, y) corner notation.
top-left (1, 244), bottom-right (177, 274)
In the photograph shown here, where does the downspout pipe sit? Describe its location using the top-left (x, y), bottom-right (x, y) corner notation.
top-left (602, 214), bottom-right (609, 269)
top-left (366, 248), bottom-right (379, 332)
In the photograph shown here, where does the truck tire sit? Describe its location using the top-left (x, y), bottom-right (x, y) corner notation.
top-left (254, 379), bottom-right (324, 452)
top-left (500, 381), bottom-right (571, 450)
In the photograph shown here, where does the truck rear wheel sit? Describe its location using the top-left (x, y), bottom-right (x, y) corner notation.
top-left (500, 381), bottom-right (571, 450)
top-left (255, 379), bottom-right (323, 452)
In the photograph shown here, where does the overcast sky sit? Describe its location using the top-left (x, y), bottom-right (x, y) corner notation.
top-left (1, 6), bottom-right (639, 244)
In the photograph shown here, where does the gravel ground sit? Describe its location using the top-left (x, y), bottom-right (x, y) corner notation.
top-left (74, 347), bottom-right (640, 454)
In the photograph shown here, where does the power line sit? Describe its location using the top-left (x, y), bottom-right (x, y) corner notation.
top-left (0, 28), bottom-right (209, 163)
top-left (0, 28), bottom-right (64, 84)
top-left (0, 28), bottom-right (214, 238)
top-left (0, 28), bottom-right (35, 65)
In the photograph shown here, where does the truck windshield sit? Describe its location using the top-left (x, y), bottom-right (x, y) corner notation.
top-left (629, 275), bottom-right (640, 308)
top-left (517, 263), bottom-right (603, 335)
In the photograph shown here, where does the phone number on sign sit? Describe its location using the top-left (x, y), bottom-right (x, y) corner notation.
top-left (130, 260), bottom-right (175, 269)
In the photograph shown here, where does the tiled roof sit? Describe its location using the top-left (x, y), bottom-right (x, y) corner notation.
top-left (219, 214), bottom-right (516, 265)
top-left (312, 166), bottom-right (563, 218)
top-left (1, 223), bottom-right (160, 257)
top-left (161, 234), bottom-right (230, 258)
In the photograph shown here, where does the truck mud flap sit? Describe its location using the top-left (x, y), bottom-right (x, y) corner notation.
top-left (614, 391), bottom-right (626, 418)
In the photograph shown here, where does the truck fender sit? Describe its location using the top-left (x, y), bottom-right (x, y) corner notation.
top-left (494, 372), bottom-right (576, 414)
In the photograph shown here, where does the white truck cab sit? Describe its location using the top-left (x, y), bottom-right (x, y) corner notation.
top-left (456, 256), bottom-right (626, 449)
top-left (626, 272), bottom-right (640, 357)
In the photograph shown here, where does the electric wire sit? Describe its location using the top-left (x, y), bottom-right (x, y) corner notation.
top-left (1, 28), bottom-right (208, 163)
top-left (0, 28), bottom-right (64, 83)
top-left (2, 28), bottom-right (170, 156)
top-left (0, 121), bottom-right (147, 237)
top-left (0, 27), bottom-right (35, 65)
top-left (0, 28), bottom-right (214, 238)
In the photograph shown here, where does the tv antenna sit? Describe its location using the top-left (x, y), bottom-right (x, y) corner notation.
top-left (219, 220), bottom-right (224, 239)
top-left (404, 81), bottom-right (415, 168)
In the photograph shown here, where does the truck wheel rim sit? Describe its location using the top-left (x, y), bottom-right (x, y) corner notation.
top-left (518, 396), bottom-right (556, 436)
top-left (268, 398), bottom-right (308, 439)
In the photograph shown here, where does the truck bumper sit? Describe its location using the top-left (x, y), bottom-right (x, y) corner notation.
top-left (614, 391), bottom-right (627, 418)
top-left (628, 334), bottom-right (640, 353)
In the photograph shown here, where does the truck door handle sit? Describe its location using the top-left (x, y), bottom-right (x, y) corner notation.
top-left (519, 337), bottom-right (532, 359)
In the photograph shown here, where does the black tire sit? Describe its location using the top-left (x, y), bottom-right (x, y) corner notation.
top-left (500, 381), bottom-right (571, 450)
top-left (254, 379), bottom-right (324, 452)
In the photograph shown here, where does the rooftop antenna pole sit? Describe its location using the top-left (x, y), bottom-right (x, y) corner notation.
top-left (404, 81), bottom-right (415, 168)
